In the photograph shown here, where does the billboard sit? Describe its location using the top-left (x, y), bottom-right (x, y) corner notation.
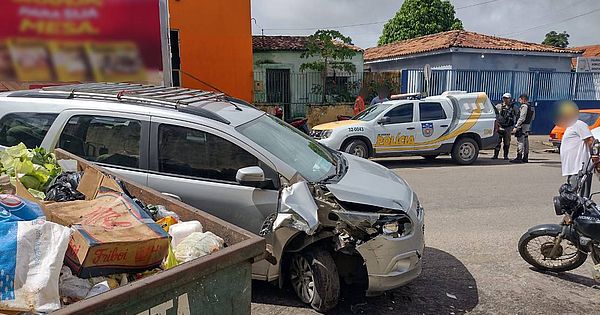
top-left (0, 0), bottom-right (168, 86)
top-left (576, 57), bottom-right (600, 73)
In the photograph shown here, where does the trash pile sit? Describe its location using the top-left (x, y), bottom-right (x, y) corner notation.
top-left (0, 144), bottom-right (225, 313)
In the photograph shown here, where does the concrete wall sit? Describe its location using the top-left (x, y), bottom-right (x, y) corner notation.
top-left (170, 0), bottom-right (253, 101)
top-left (367, 51), bottom-right (574, 72)
top-left (367, 53), bottom-right (453, 72)
top-left (253, 51), bottom-right (364, 104)
top-left (253, 103), bottom-right (354, 128)
top-left (253, 51), bottom-right (364, 74)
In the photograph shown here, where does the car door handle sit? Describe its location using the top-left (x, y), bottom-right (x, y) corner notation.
top-left (407, 127), bottom-right (415, 130)
top-left (440, 124), bottom-right (449, 127)
top-left (162, 192), bottom-right (182, 201)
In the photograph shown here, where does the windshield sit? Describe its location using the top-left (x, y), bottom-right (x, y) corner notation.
top-left (579, 112), bottom-right (599, 127)
top-left (237, 115), bottom-right (336, 182)
top-left (353, 104), bottom-right (389, 121)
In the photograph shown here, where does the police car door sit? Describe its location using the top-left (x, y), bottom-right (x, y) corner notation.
top-left (372, 102), bottom-right (418, 154)
top-left (414, 101), bottom-right (452, 149)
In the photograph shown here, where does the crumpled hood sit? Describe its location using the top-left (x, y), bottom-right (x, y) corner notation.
top-left (326, 153), bottom-right (414, 212)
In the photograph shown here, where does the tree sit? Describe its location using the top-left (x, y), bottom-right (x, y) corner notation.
top-left (378, 0), bottom-right (463, 45)
top-left (300, 30), bottom-right (357, 103)
top-left (542, 31), bottom-right (570, 48)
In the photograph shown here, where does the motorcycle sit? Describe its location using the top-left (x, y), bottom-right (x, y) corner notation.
top-left (518, 141), bottom-right (600, 272)
top-left (273, 106), bottom-right (310, 134)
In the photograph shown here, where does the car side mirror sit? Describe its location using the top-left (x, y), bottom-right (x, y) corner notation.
top-left (236, 166), bottom-right (272, 189)
top-left (377, 116), bottom-right (391, 125)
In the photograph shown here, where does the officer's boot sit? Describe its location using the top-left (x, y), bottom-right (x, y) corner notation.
top-left (503, 145), bottom-right (510, 160)
top-left (510, 154), bottom-right (523, 164)
top-left (492, 149), bottom-right (499, 159)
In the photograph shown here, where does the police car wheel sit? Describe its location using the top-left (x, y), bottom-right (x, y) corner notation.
top-left (452, 138), bottom-right (479, 165)
top-left (343, 139), bottom-right (369, 159)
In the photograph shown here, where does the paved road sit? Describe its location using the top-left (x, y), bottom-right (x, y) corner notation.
top-left (252, 150), bottom-right (600, 314)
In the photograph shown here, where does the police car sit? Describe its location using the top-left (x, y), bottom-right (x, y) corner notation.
top-left (310, 91), bottom-right (499, 165)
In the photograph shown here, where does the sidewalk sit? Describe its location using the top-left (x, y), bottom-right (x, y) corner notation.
top-left (482, 135), bottom-right (554, 154)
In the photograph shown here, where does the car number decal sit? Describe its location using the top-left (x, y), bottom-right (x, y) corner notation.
top-left (348, 126), bottom-right (364, 132)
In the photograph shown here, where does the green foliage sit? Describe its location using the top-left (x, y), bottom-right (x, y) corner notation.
top-left (378, 0), bottom-right (463, 45)
top-left (542, 31), bottom-right (570, 48)
top-left (300, 30), bottom-right (358, 103)
top-left (300, 29), bottom-right (357, 73)
top-left (0, 143), bottom-right (61, 197)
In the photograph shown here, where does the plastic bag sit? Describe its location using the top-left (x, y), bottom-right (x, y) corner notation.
top-left (59, 266), bottom-right (91, 302)
top-left (0, 219), bottom-right (71, 312)
top-left (146, 204), bottom-right (180, 221)
top-left (162, 244), bottom-right (179, 270)
top-left (157, 216), bottom-right (178, 232)
top-left (174, 231), bottom-right (224, 263)
top-left (44, 171), bottom-right (85, 202)
top-left (0, 194), bottom-right (44, 222)
top-left (169, 220), bottom-right (203, 248)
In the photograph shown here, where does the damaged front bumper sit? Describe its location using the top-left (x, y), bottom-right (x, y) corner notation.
top-left (265, 180), bottom-right (425, 294)
top-left (356, 224), bottom-right (424, 294)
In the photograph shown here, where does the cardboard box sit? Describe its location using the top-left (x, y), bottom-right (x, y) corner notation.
top-left (54, 189), bottom-right (169, 278)
top-left (15, 163), bottom-right (169, 278)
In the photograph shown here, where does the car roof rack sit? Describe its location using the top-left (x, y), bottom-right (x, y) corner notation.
top-left (28, 82), bottom-right (231, 124)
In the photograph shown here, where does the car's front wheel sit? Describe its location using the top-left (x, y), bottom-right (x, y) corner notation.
top-left (289, 247), bottom-right (340, 312)
top-left (343, 139), bottom-right (369, 159)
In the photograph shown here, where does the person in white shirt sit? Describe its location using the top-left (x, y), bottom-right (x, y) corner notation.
top-left (558, 101), bottom-right (595, 195)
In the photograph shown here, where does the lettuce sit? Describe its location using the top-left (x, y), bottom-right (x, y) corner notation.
top-left (0, 143), bottom-right (61, 196)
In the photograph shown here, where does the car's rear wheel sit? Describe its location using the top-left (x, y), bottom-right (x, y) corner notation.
top-left (451, 137), bottom-right (479, 165)
top-left (343, 139), bottom-right (369, 159)
top-left (289, 247), bottom-right (340, 312)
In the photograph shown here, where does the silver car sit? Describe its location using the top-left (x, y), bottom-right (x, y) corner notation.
top-left (0, 83), bottom-right (424, 312)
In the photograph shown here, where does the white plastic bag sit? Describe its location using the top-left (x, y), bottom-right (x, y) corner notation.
top-left (174, 231), bottom-right (224, 263)
top-left (0, 219), bottom-right (71, 312)
top-left (169, 221), bottom-right (203, 248)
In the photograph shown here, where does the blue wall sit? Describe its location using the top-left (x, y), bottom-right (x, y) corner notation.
top-left (531, 100), bottom-right (600, 135)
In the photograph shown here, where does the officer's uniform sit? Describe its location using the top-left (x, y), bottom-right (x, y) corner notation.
top-left (494, 103), bottom-right (517, 159)
top-left (513, 102), bottom-right (535, 162)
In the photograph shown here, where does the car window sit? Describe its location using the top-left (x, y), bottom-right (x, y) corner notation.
top-left (386, 103), bottom-right (413, 124)
top-left (158, 124), bottom-right (260, 183)
top-left (0, 113), bottom-right (58, 148)
top-left (579, 112), bottom-right (600, 127)
top-left (419, 102), bottom-right (447, 121)
top-left (58, 115), bottom-right (141, 168)
top-left (354, 104), bottom-right (390, 121)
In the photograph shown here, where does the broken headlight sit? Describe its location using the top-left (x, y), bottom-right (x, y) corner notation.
top-left (380, 217), bottom-right (413, 237)
top-left (382, 221), bottom-right (399, 234)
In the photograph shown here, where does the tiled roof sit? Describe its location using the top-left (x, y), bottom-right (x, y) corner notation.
top-left (571, 44), bottom-right (600, 68)
top-left (252, 35), bottom-right (362, 52)
top-left (365, 30), bottom-right (582, 62)
top-left (574, 45), bottom-right (600, 57)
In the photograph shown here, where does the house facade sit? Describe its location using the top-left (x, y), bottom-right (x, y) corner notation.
top-left (365, 30), bottom-right (581, 72)
top-left (252, 36), bottom-right (364, 105)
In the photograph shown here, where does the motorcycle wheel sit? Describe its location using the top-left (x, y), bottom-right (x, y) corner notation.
top-left (518, 231), bottom-right (587, 272)
top-left (591, 244), bottom-right (600, 264)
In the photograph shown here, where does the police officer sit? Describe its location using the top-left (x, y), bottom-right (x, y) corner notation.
top-left (493, 93), bottom-right (517, 160)
top-left (511, 94), bottom-right (535, 163)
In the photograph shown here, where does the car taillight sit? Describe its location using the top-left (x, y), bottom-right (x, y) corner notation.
top-left (550, 133), bottom-right (557, 139)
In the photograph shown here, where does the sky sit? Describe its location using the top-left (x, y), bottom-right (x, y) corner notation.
top-left (251, 0), bottom-right (600, 49)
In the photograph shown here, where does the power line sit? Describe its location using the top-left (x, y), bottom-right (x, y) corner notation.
top-left (261, 0), bottom-right (502, 32)
top-left (501, 6), bottom-right (600, 36)
top-left (455, 0), bottom-right (501, 10)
